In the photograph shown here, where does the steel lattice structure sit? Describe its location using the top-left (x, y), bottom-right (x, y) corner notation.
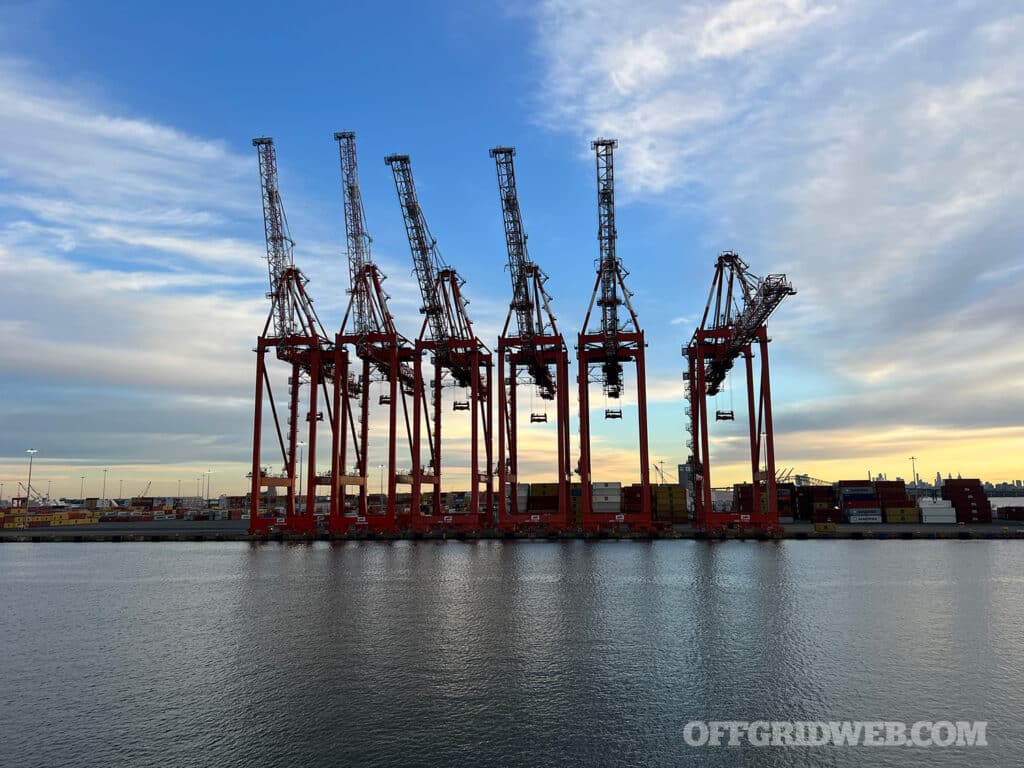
top-left (385, 153), bottom-right (493, 530)
top-left (490, 147), bottom-right (571, 533)
top-left (330, 132), bottom-right (419, 535)
top-left (685, 252), bottom-right (795, 534)
top-left (249, 137), bottom-right (335, 537)
top-left (577, 139), bottom-right (654, 532)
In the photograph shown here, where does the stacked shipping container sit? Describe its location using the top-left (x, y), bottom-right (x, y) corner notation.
top-left (651, 485), bottom-right (687, 521)
top-left (941, 479), bottom-right (993, 523)
top-left (838, 481), bottom-right (881, 524)
top-left (733, 482), bottom-right (796, 520)
top-left (529, 483), bottom-right (560, 514)
top-left (592, 482), bottom-right (622, 516)
top-left (797, 485), bottom-right (835, 523)
top-left (875, 480), bottom-right (920, 523)
top-left (919, 497), bottom-right (956, 523)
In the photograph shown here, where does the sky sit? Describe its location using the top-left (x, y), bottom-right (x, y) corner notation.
top-left (0, 0), bottom-right (1021, 499)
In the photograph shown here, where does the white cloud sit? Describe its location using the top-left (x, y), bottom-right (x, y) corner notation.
top-left (532, 0), bottom-right (1024, 479)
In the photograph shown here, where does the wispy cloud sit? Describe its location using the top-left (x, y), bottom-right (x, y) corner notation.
top-left (531, 0), bottom-right (1024, 480)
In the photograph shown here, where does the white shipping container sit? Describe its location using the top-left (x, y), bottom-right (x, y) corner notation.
top-left (593, 482), bottom-right (622, 489)
top-left (848, 514), bottom-right (882, 524)
top-left (921, 513), bottom-right (957, 523)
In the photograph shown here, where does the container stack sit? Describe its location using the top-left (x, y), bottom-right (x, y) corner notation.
top-left (514, 483), bottom-right (531, 514)
top-left (570, 483), bottom-right (583, 524)
top-left (2, 509), bottom-right (104, 528)
top-left (505, 483), bottom-right (532, 514)
top-left (875, 480), bottom-right (920, 523)
top-left (733, 483), bottom-right (755, 517)
top-left (623, 484), bottom-right (645, 516)
top-left (776, 483), bottom-right (797, 519)
top-left (919, 497), bottom-right (956, 524)
top-left (592, 481), bottom-right (622, 516)
top-left (997, 506), bottom-right (1024, 522)
top-left (651, 484), bottom-right (687, 521)
top-left (941, 479), bottom-right (992, 523)
top-left (797, 486), bottom-right (833, 522)
top-left (529, 483), bottom-right (559, 515)
top-left (838, 481), bottom-right (881, 523)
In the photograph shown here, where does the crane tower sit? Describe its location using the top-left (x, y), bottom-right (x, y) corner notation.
top-left (685, 252), bottom-right (794, 534)
top-left (249, 137), bottom-right (335, 536)
top-left (385, 154), bottom-right (493, 530)
top-left (490, 146), bottom-right (572, 533)
top-left (330, 132), bottom-right (419, 535)
top-left (577, 139), bottom-right (653, 533)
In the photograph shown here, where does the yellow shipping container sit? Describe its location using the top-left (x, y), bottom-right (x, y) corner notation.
top-left (884, 510), bottom-right (921, 524)
top-left (814, 522), bottom-right (837, 533)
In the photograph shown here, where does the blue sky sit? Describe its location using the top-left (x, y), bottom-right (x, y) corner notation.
top-left (1, 0), bottom-right (1021, 498)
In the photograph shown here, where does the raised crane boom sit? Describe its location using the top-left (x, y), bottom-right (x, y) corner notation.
top-left (336, 131), bottom-right (373, 339)
top-left (385, 153), bottom-right (475, 386)
top-left (490, 146), bottom-right (556, 399)
top-left (336, 134), bottom-right (413, 382)
top-left (581, 138), bottom-right (640, 399)
top-left (594, 138), bottom-right (622, 343)
top-left (385, 156), bottom-right (446, 343)
top-left (252, 137), bottom-right (328, 346)
top-left (253, 137), bottom-right (295, 338)
top-left (696, 252), bottom-right (795, 396)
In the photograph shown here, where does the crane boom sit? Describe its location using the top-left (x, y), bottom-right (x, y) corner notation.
top-left (252, 137), bottom-right (329, 348)
top-left (385, 155), bottom-right (448, 351)
top-left (593, 138), bottom-right (622, 345)
top-left (490, 146), bottom-right (556, 399)
top-left (386, 153), bottom-right (478, 386)
top-left (696, 252), bottom-right (794, 395)
top-left (580, 138), bottom-right (640, 400)
top-left (337, 135), bottom-right (414, 389)
top-left (336, 131), bottom-right (373, 338)
top-left (491, 147), bottom-right (535, 341)
top-left (253, 137), bottom-right (296, 339)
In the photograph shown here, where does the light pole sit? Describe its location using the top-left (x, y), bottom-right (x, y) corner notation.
top-left (46, 480), bottom-right (51, 503)
top-left (177, 479), bottom-right (182, 500)
top-left (379, 463), bottom-right (385, 508)
top-left (297, 441), bottom-right (306, 503)
top-left (1, 482), bottom-right (4, 506)
top-left (102, 468), bottom-right (108, 508)
top-left (119, 478), bottom-right (123, 501)
top-left (80, 476), bottom-right (85, 500)
top-left (206, 469), bottom-right (211, 506)
top-left (24, 449), bottom-right (38, 528)
top-left (908, 456), bottom-right (918, 488)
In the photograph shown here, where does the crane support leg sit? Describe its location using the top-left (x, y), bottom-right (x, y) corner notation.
top-left (249, 342), bottom-right (267, 531)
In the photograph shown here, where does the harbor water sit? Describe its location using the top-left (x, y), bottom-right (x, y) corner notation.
top-left (1, 540), bottom-right (1022, 767)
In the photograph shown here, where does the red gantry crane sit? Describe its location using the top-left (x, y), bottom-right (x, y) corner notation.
top-left (577, 138), bottom-right (653, 533)
top-left (385, 153), bottom-right (493, 532)
top-left (685, 251), bottom-right (795, 534)
top-left (490, 147), bottom-right (572, 534)
top-left (249, 137), bottom-right (335, 537)
top-left (331, 132), bottom-right (418, 536)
